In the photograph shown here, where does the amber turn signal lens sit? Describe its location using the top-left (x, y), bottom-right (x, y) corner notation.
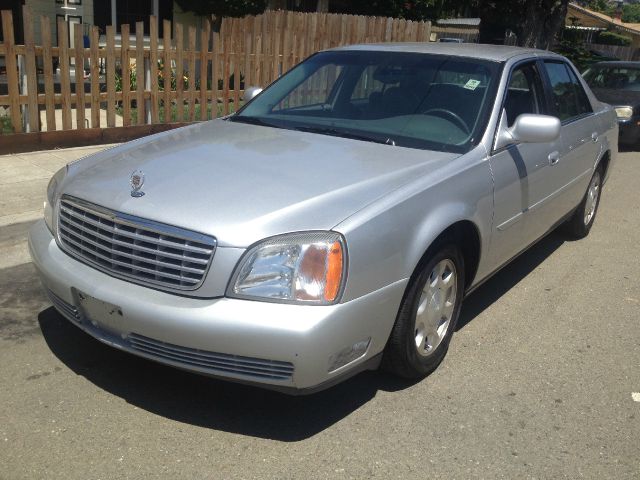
top-left (324, 241), bottom-right (343, 302)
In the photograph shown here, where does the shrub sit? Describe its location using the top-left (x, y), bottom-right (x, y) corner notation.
top-left (596, 31), bottom-right (632, 46)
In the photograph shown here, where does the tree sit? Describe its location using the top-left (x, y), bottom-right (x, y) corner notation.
top-left (174, 0), bottom-right (267, 30)
top-left (477, 0), bottom-right (570, 49)
top-left (330, 1), bottom-right (436, 20)
top-left (622, 4), bottom-right (640, 23)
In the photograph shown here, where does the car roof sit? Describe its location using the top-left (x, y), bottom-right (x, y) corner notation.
top-left (326, 42), bottom-right (563, 62)
top-left (589, 61), bottom-right (640, 68)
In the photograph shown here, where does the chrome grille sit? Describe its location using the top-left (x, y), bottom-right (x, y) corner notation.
top-left (47, 289), bottom-right (83, 323)
top-left (128, 333), bottom-right (295, 381)
top-left (57, 196), bottom-right (216, 291)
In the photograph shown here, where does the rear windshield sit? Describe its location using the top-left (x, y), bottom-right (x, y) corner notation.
top-left (233, 50), bottom-right (501, 154)
top-left (583, 66), bottom-right (640, 91)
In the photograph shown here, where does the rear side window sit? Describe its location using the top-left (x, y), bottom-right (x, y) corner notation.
top-left (543, 61), bottom-right (592, 122)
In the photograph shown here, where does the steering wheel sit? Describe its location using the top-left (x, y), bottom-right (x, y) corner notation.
top-left (422, 108), bottom-right (470, 135)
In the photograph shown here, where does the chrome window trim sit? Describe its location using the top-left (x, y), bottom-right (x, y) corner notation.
top-left (56, 195), bottom-right (217, 292)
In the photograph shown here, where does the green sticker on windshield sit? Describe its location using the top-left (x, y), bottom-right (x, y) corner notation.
top-left (464, 79), bottom-right (481, 90)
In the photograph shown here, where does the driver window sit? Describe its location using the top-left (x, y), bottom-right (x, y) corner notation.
top-left (504, 63), bottom-right (545, 127)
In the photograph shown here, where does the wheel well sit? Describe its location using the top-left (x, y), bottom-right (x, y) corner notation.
top-left (598, 150), bottom-right (611, 178)
top-left (415, 221), bottom-right (481, 290)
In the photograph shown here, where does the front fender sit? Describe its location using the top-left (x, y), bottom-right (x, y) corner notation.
top-left (334, 157), bottom-right (493, 303)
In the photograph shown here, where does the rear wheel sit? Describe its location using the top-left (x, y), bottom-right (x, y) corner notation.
top-left (563, 166), bottom-right (603, 239)
top-left (383, 244), bottom-right (465, 378)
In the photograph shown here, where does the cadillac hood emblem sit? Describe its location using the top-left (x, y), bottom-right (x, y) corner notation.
top-left (130, 170), bottom-right (145, 197)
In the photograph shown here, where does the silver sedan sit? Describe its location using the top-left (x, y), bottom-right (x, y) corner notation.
top-left (29, 43), bottom-right (617, 394)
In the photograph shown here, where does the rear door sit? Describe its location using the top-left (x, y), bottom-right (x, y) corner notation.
top-left (530, 60), bottom-right (600, 238)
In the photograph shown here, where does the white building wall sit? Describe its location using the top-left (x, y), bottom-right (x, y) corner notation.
top-left (26, 0), bottom-right (94, 45)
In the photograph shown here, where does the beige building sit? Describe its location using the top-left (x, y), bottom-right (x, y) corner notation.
top-left (567, 2), bottom-right (640, 48)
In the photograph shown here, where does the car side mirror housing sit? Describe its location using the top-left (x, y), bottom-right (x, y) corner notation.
top-left (243, 86), bottom-right (263, 103)
top-left (494, 111), bottom-right (561, 150)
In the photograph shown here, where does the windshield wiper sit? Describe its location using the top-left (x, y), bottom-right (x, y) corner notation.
top-left (293, 125), bottom-right (395, 146)
top-left (227, 115), bottom-right (275, 128)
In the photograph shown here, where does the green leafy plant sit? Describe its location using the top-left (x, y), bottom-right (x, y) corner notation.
top-left (0, 113), bottom-right (13, 135)
top-left (596, 31), bottom-right (632, 46)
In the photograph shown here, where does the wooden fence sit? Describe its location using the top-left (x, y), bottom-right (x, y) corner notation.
top-left (587, 43), bottom-right (639, 61)
top-left (0, 7), bottom-right (434, 135)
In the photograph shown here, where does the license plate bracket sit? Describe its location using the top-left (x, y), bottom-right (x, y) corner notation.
top-left (75, 289), bottom-right (124, 333)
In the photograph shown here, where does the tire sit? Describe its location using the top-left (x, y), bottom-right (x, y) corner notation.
top-left (563, 166), bottom-right (603, 239)
top-left (383, 244), bottom-right (465, 379)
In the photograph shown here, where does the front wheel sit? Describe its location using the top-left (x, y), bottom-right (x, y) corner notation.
top-left (563, 166), bottom-right (603, 239)
top-left (383, 244), bottom-right (465, 379)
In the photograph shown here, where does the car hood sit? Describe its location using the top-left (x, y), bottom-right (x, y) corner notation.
top-left (590, 87), bottom-right (640, 107)
top-left (63, 120), bottom-right (459, 247)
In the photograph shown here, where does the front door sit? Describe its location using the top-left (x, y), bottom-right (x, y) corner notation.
top-left (488, 61), bottom-right (558, 268)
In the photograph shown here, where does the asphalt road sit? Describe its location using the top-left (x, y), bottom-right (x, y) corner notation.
top-left (0, 151), bottom-right (638, 479)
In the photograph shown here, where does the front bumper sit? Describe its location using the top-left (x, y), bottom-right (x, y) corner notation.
top-left (28, 220), bottom-right (407, 393)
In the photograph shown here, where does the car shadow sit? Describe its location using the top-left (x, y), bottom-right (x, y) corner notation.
top-left (38, 230), bottom-right (566, 441)
top-left (457, 230), bottom-right (566, 331)
top-left (618, 143), bottom-right (639, 153)
top-left (38, 307), bottom-right (419, 442)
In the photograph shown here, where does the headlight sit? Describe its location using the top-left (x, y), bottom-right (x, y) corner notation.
top-left (615, 106), bottom-right (633, 120)
top-left (44, 166), bottom-right (67, 234)
top-left (229, 232), bottom-right (347, 305)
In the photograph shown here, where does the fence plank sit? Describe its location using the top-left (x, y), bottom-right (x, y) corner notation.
top-left (272, 12), bottom-right (281, 79)
top-left (121, 24), bottom-right (131, 127)
top-left (260, 14), bottom-right (270, 82)
top-left (106, 25), bottom-right (116, 127)
top-left (162, 19), bottom-right (172, 123)
top-left (253, 15), bottom-right (263, 87)
top-left (73, 26), bottom-right (85, 129)
top-left (57, 18), bottom-right (72, 130)
top-left (40, 16), bottom-right (56, 131)
top-left (232, 20), bottom-right (241, 112)
top-left (243, 21), bottom-right (253, 92)
top-left (175, 22), bottom-right (184, 122)
top-left (222, 21), bottom-right (230, 115)
top-left (135, 22), bottom-right (145, 126)
top-left (187, 26), bottom-right (196, 121)
top-left (281, 12), bottom-right (292, 74)
top-left (22, 7), bottom-right (39, 132)
top-left (212, 29), bottom-right (220, 117)
top-left (90, 26), bottom-right (100, 128)
top-left (1, 11), bottom-right (21, 133)
top-left (199, 20), bottom-right (210, 121)
top-left (149, 17), bottom-right (159, 124)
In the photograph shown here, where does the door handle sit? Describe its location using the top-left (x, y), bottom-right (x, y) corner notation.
top-left (548, 151), bottom-right (560, 166)
top-left (591, 132), bottom-right (599, 143)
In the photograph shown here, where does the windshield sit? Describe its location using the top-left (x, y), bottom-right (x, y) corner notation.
top-left (583, 66), bottom-right (640, 91)
top-left (232, 50), bottom-right (500, 154)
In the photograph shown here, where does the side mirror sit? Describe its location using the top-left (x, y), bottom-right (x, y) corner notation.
top-left (495, 111), bottom-right (561, 150)
top-left (242, 86), bottom-right (263, 103)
